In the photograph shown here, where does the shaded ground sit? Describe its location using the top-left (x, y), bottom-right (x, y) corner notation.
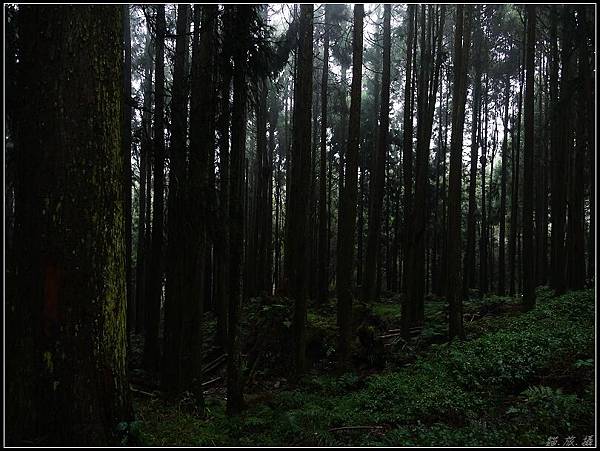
top-left (128, 288), bottom-right (595, 446)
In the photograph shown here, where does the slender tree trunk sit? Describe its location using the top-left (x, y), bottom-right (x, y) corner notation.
top-left (216, 12), bottom-right (232, 348)
top-left (163, 4), bottom-right (191, 393)
top-left (498, 76), bottom-right (509, 295)
top-left (336, 61), bottom-right (349, 289)
top-left (318, 5), bottom-right (330, 304)
top-left (480, 79), bottom-right (489, 295)
top-left (337, 4), bottom-right (363, 369)
top-left (446, 5), bottom-right (471, 339)
top-left (464, 18), bottom-right (483, 296)
top-left (509, 39), bottom-right (524, 297)
top-left (566, 14), bottom-right (587, 290)
top-left (522, 5), bottom-right (536, 310)
top-left (227, 5), bottom-right (251, 414)
top-left (534, 48), bottom-right (546, 287)
top-left (289, 4), bottom-right (314, 375)
top-left (123, 5), bottom-right (134, 338)
top-left (404, 5), bottom-right (445, 328)
top-left (364, 4), bottom-right (391, 302)
top-left (551, 6), bottom-right (575, 295)
top-left (135, 34), bottom-right (153, 334)
top-left (143, 4), bottom-right (166, 371)
top-left (400, 4), bottom-right (416, 331)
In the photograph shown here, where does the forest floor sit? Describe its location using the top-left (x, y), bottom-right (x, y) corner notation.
top-left (127, 287), bottom-right (595, 446)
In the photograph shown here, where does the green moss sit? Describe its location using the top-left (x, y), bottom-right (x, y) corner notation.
top-left (371, 302), bottom-right (402, 319)
top-left (43, 351), bottom-right (54, 373)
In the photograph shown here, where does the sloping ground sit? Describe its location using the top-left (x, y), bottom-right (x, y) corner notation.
top-left (133, 288), bottom-right (595, 446)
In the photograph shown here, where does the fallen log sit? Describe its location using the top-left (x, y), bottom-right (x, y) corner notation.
top-left (201, 354), bottom-right (227, 375)
top-left (329, 425), bottom-right (384, 433)
top-left (130, 385), bottom-right (158, 397)
top-left (201, 376), bottom-right (222, 388)
top-left (378, 332), bottom-right (404, 339)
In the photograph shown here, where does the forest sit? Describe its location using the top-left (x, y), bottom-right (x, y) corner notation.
top-left (4, 3), bottom-right (596, 447)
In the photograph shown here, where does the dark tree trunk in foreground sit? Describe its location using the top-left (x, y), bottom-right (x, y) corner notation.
top-left (8, 5), bottom-right (132, 444)
top-left (289, 4), bottom-right (314, 375)
top-left (363, 4), bottom-right (391, 302)
top-left (446, 5), bottom-right (471, 340)
top-left (337, 3), bottom-right (363, 369)
top-left (522, 4), bottom-right (536, 310)
top-left (143, 4), bottom-right (166, 371)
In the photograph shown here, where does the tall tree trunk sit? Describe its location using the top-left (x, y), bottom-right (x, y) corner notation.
top-left (318, 5), bottom-right (330, 304)
top-left (551, 6), bottom-right (575, 295)
top-left (534, 47), bottom-right (547, 286)
top-left (400, 4), bottom-right (416, 330)
top-left (464, 16), bottom-right (483, 296)
top-left (123, 5), bottom-right (134, 338)
top-left (404, 5), bottom-right (445, 329)
top-left (337, 3), bottom-right (363, 369)
top-left (336, 61), bottom-right (349, 290)
top-left (163, 4), bottom-right (191, 393)
top-left (446, 5), bottom-right (471, 339)
top-left (509, 38), bottom-right (524, 297)
top-left (437, 67), bottom-right (450, 297)
top-left (566, 13), bottom-right (587, 290)
top-left (364, 4), bottom-right (391, 302)
top-left (135, 33), bottom-right (153, 334)
top-left (143, 4), bottom-right (166, 371)
top-left (8, 5), bottom-right (132, 444)
top-left (254, 73), bottom-right (270, 296)
top-left (522, 5), bottom-right (536, 310)
top-left (480, 78), bottom-right (489, 295)
top-left (498, 75), bottom-right (509, 295)
top-left (216, 10), bottom-right (232, 348)
top-left (289, 4), bottom-right (314, 375)
top-left (227, 5), bottom-right (251, 414)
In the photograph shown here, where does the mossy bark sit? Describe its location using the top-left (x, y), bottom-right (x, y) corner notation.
top-left (8, 5), bottom-right (132, 444)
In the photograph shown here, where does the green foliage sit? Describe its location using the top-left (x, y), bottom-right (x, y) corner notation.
top-left (371, 302), bottom-right (402, 319)
top-left (505, 384), bottom-right (594, 439)
top-left (135, 289), bottom-right (594, 446)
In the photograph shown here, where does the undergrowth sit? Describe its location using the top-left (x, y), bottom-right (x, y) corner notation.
top-left (134, 288), bottom-right (595, 446)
